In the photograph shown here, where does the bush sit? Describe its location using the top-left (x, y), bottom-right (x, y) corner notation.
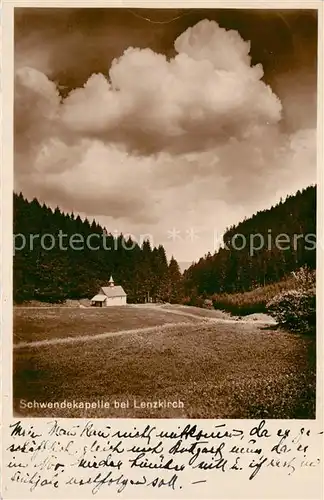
top-left (266, 267), bottom-right (316, 334)
top-left (292, 265), bottom-right (316, 291)
top-left (181, 295), bottom-right (207, 308)
top-left (203, 299), bottom-right (214, 309)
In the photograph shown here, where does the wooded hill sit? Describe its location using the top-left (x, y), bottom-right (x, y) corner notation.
top-left (13, 193), bottom-right (182, 303)
top-left (13, 186), bottom-right (316, 304)
top-left (183, 185), bottom-right (316, 298)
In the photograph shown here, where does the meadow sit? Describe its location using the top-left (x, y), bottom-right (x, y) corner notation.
top-left (13, 305), bottom-right (316, 419)
top-left (210, 276), bottom-right (299, 316)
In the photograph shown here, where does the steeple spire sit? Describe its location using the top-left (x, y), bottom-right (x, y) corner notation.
top-left (109, 275), bottom-right (114, 287)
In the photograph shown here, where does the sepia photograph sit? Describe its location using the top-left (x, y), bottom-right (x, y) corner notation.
top-left (13, 7), bottom-right (317, 419)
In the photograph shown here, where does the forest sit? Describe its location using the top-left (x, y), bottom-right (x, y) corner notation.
top-left (183, 185), bottom-right (316, 299)
top-left (13, 193), bottom-right (182, 303)
top-left (13, 185), bottom-right (316, 304)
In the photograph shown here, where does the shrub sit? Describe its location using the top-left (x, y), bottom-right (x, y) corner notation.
top-left (191, 296), bottom-right (206, 308)
top-left (203, 299), bottom-right (214, 309)
top-left (180, 295), bottom-right (205, 308)
top-left (266, 267), bottom-right (316, 334)
top-left (180, 296), bottom-right (192, 306)
top-left (292, 265), bottom-right (316, 291)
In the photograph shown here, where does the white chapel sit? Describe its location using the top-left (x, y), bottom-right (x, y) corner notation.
top-left (91, 276), bottom-right (127, 307)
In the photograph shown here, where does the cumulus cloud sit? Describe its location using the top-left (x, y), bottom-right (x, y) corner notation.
top-left (59, 20), bottom-right (282, 154)
top-left (14, 20), bottom-right (316, 261)
top-left (15, 67), bottom-right (61, 167)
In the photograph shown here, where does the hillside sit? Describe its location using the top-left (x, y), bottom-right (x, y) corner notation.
top-left (14, 186), bottom-right (316, 305)
top-left (183, 186), bottom-right (316, 298)
top-left (13, 193), bottom-right (182, 303)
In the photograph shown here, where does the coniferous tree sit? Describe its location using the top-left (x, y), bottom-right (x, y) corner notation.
top-left (167, 256), bottom-right (183, 303)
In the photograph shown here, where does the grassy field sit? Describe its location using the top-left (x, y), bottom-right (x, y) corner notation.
top-left (210, 276), bottom-right (300, 316)
top-left (13, 305), bottom-right (316, 419)
top-left (13, 306), bottom-right (203, 344)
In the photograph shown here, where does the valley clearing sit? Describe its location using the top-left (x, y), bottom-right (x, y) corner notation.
top-left (13, 304), bottom-right (315, 419)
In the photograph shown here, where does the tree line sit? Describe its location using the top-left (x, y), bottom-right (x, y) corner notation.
top-left (13, 193), bottom-right (183, 303)
top-left (183, 185), bottom-right (316, 300)
top-left (14, 185), bottom-right (316, 304)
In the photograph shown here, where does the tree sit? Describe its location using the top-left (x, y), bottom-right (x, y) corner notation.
top-left (168, 256), bottom-right (183, 303)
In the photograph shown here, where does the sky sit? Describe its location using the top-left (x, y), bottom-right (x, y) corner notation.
top-left (14, 8), bottom-right (318, 266)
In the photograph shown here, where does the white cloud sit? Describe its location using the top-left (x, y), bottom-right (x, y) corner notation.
top-left (14, 20), bottom-right (316, 261)
top-left (58, 21), bottom-right (282, 155)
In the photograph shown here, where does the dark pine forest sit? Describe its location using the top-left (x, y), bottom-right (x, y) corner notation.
top-left (13, 185), bottom-right (316, 304)
top-left (183, 185), bottom-right (316, 299)
top-left (13, 193), bottom-right (182, 303)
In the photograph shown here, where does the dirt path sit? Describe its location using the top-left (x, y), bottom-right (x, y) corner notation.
top-left (13, 320), bottom-right (198, 349)
top-left (136, 304), bottom-right (276, 325)
top-left (13, 309), bottom-right (275, 349)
